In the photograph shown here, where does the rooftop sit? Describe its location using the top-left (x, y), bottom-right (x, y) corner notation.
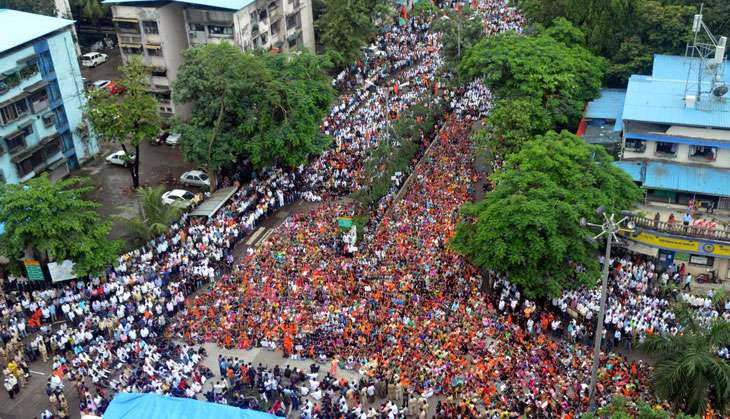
top-left (622, 54), bottom-right (730, 129)
top-left (584, 88), bottom-right (626, 120)
top-left (614, 160), bottom-right (730, 197)
top-left (0, 9), bottom-right (74, 54)
top-left (102, 0), bottom-right (255, 11)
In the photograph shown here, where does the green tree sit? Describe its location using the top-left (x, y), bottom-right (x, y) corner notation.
top-left (173, 43), bottom-right (267, 192)
top-left (69, 0), bottom-right (108, 24)
top-left (0, 175), bottom-right (119, 277)
top-left (238, 51), bottom-right (336, 168)
top-left (432, 7), bottom-right (484, 72)
top-left (580, 396), bottom-right (699, 419)
top-left (459, 25), bottom-right (605, 154)
top-left (450, 131), bottom-right (641, 298)
top-left (125, 187), bottom-right (182, 245)
top-left (318, 0), bottom-right (391, 69)
top-left (0, 0), bottom-right (56, 15)
top-left (639, 305), bottom-right (730, 415)
top-left (86, 59), bottom-right (161, 188)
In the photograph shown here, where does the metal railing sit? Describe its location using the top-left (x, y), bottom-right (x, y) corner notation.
top-left (628, 215), bottom-right (730, 242)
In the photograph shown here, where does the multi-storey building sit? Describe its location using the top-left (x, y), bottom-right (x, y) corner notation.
top-left (582, 54), bottom-right (730, 281)
top-left (104, 0), bottom-right (315, 116)
top-left (0, 9), bottom-right (98, 184)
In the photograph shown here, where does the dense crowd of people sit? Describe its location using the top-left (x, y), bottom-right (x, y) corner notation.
top-left (1, 1), bottom-right (718, 418)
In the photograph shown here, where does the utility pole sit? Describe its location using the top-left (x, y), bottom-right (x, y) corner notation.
top-left (580, 209), bottom-right (636, 411)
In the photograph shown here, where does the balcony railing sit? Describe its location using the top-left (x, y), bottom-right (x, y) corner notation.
top-left (31, 99), bottom-right (48, 113)
top-left (628, 215), bottom-right (730, 242)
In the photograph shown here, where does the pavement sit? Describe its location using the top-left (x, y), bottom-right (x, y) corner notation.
top-left (80, 49), bottom-right (123, 85)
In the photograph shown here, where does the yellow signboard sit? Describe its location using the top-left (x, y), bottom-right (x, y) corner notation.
top-left (623, 231), bottom-right (730, 258)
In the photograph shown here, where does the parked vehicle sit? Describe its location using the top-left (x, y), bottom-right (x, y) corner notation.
top-left (80, 52), bottom-right (109, 68)
top-left (91, 79), bottom-right (124, 95)
top-left (105, 150), bottom-right (135, 167)
top-left (151, 131), bottom-right (169, 146)
top-left (161, 189), bottom-right (197, 208)
top-left (696, 269), bottom-right (719, 284)
top-left (179, 170), bottom-right (210, 188)
top-left (165, 133), bottom-right (181, 145)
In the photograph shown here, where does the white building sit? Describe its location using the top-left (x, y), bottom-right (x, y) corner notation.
top-left (103, 0), bottom-right (315, 115)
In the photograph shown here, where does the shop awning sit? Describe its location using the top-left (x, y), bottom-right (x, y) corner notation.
top-left (113, 17), bottom-right (138, 23)
top-left (145, 44), bottom-right (161, 49)
top-left (644, 161), bottom-right (730, 197)
top-left (613, 161), bottom-right (644, 182)
top-left (190, 187), bottom-right (238, 218)
top-left (119, 43), bottom-right (142, 48)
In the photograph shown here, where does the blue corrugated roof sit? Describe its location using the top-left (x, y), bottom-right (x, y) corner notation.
top-left (622, 54), bottom-right (730, 129)
top-left (644, 161), bottom-right (730, 197)
top-left (0, 9), bottom-right (74, 54)
top-left (613, 161), bottom-right (644, 182)
top-left (103, 0), bottom-right (255, 10)
top-left (104, 393), bottom-right (277, 419)
top-left (585, 88), bottom-right (626, 120)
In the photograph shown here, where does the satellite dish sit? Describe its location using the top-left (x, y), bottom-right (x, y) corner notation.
top-left (713, 84), bottom-right (728, 97)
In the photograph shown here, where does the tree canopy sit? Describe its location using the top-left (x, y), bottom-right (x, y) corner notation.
top-left (318, 0), bottom-right (392, 69)
top-left (431, 7), bottom-right (484, 73)
top-left (86, 59), bottom-right (161, 188)
top-left (517, 0), bottom-right (697, 85)
top-left (174, 44), bottom-right (335, 177)
top-left (0, 175), bottom-right (119, 277)
top-left (450, 131), bottom-right (642, 298)
top-left (459, 22), bottom-right (605, 156)
top-left (640, 305), bottom-right (730, 415)
top-left (125, 187), bottom-right (182, 246)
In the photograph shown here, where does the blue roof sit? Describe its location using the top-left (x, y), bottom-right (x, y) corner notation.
top-left (0, 9), bottom-right (74, 54)
top-left (644, 161), bottom-right (730, 197)
top-left (585, 88), bottom-right (626, 120)
top-left (622, 54), bottom-right (730, 129)
top-left (103, 0), bottom-right (255, 10)
top-left (613, 161), bottom-right (644, 182)
top-left (104, 393), bottom-right (277, 419)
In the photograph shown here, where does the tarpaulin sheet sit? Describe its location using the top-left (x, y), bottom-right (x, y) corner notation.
top-left (103, 393), bottom-right (277, 419)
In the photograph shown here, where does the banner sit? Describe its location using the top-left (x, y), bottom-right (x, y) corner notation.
top-left (24, 259), bottom-right (44, 281)
top-left (622, 231), bottom-right (730, 258)
top-left (48, 260), bottom-right (76, 283)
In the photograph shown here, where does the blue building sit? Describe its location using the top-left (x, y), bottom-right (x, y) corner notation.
top-left (583, 54), bottom-right (730, 281)
top-left (0, 9), bottom-right (98, 184)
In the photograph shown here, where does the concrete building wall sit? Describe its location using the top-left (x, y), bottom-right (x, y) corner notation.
top-left (623, 139), bottom-right (730, 169)
top-left (157, 3), bottom-right (188, 116)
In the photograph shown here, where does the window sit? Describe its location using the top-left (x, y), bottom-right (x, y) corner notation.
top-left (624, 138), bottom-right (646, 152)
top-left (17, 151), bottom-right (44, 177)
top-left (208, 25), bottom-right (233, 36)
top-left (260, 33), bottom-right (268, 44)
top-left (0, 99), bottom-right (29, 125)
top-left (146, 48), bottom-right (163, 57)
top-left (44, 137), bottom-right (61, 156)
top-left (19, 61), bottom-right (39, 79)
top-left (655, 141), bottom-right (677, 156)
top-left (122, 46), bottom-right (143, 55)
top-left (689, 254), bottom-right (714, 266)
top-left (288, 35), bottom-right (299, 48)
top-left (142, 21), bottom-right (159, 34)
top-left (190, 23), bottom-right (205, 32)
top-left (258, 9), bottom-right (268, 20)
top-left (54, 108), bottom-right (68, 128)
top-left (42, 113), bottom-right (55, 128)
top-left (29, 89), bottom-right (49, 113)
top-left (5, 129), bottom-right (28, 153)
top-left (250, 12), bottom-right (258, 23)
top-left (48, 81), bottom-right (61, 104)
top-left (270, 20), bottom-right (280, 36)
top-left (0, 170), bottom-right (5, 183)
top-left (689, 145), bottom-right (717, 161)
top-left (115, 21), bottom-right (140, 33)
top-left (286, 12), bottom-right (299, 29)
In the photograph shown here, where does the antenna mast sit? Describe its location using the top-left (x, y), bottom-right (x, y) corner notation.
top-left (683, 3), bottom-right (728, 109)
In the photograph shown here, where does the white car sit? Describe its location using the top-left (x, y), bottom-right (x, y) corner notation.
top-left (105, 150), bottom-right (134, 167)
top-left (165, 133), bottom-right (181, 145)
top-left (91, 80), bottom-right (111, 90)
top-left (162, 189), bottom-right (196, 208)
top-left (179, 170), bottom-right (210, 188)
top-left (81, 52), bottom-right (109, 68)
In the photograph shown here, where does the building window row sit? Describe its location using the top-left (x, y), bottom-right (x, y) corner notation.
top-left (142, 20), bottom-right (159, 34)
top-left (625, 139), bottom-right (722, 162)
top-left (15, 136), bottom-right (61, 178)
top-left (0, 59), bottom-right (39, 94)
top-left (0, 97), bottom-right (30, 125)
top-left (3, 124), bottom-right (32, 154)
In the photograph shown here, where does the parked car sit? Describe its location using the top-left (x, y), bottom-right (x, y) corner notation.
top-left (161, 189), bottom-right (197, 208)
top-left (165, 133), bottom-right (181, 145)
top-left (179, 170), bottom-right (210, 188)
top-left (151, 131), bottom-right (169, 146)
top-left (91, 79), bottom-right (124, 95)
top-left (81, 52), bottom-right (109, 68)
top-left (105, 150), bottom-right (134, 167)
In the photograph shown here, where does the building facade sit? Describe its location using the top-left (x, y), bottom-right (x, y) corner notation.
top-left (583, 54), bottom-right (730, 281)
top-left (0, 9), bottom-right (98, 184)
top-left (104, 0), bottom-right (315, 116)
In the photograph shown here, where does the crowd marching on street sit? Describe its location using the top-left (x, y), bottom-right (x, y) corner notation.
top-left (1, 1), bottom-right (724, 418)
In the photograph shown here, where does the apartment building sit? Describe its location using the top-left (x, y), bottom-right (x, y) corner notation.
top-left (104, 0), bottom-right (315, 116)
top-left (0, 9), bottom-right (98, 184)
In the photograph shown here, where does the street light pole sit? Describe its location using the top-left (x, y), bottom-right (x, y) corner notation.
top-left (580, 209), bottom-right (636, 411)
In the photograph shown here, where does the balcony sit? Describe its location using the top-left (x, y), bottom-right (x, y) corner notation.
top-left (31, 99), bottom-right (48, 113)
top-left (627, 214), bottom-right (730, 242)
top-left (118, 34), bottom-right (142, 44)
